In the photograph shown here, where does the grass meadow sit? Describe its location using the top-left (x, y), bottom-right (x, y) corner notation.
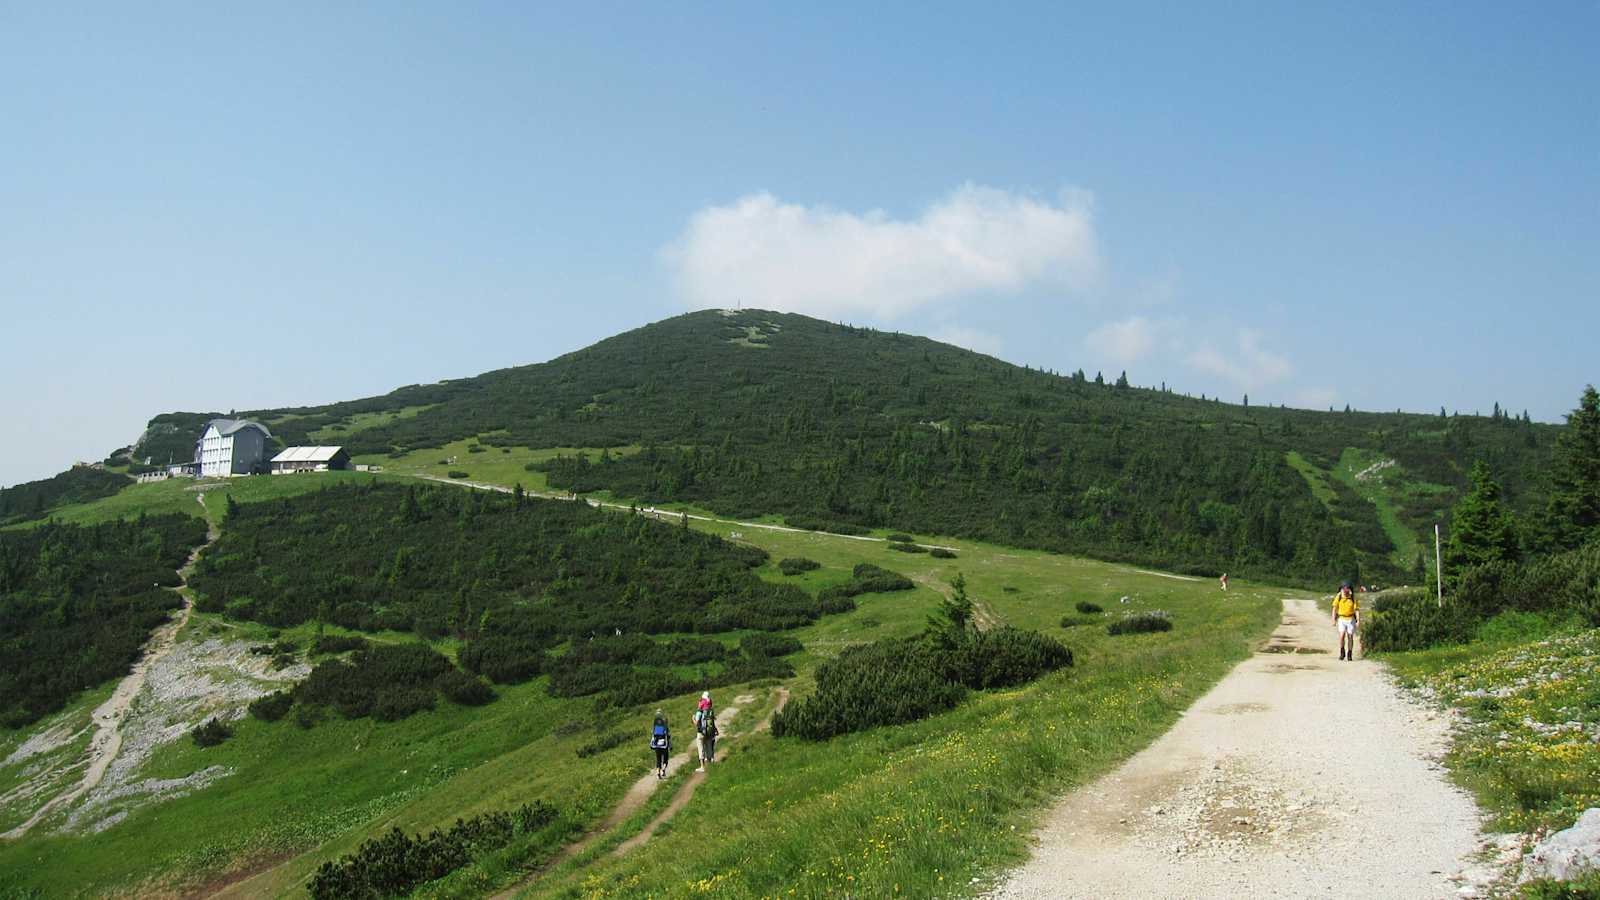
top-left (0, 447), bottom-right (1294, 898)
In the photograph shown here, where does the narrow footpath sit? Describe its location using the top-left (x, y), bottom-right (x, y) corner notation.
top-left (2, 511), bottom-right (219, 842)
top-left (492, 687), bottom-right (790, 899)
top-left (993, 598), bottom-right (1485, 899)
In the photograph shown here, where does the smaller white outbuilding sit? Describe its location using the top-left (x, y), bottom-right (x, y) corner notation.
top-left (269, 446), bottom-right (351, 474)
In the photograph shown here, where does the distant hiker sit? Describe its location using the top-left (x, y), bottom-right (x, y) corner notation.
top-left (650, 709), bottom-right (671, 779)
top-left (1220, 573), bottom-right (1228, 593)
top-left (1333, 582), bottom-right (1360, 661)
top-left (693, 696), bottom-right (718, 772)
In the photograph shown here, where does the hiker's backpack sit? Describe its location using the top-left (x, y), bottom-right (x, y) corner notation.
top-left (651, 722), bottom-right (669, 749)
top-left (700, 709), bottom-right (718, 740)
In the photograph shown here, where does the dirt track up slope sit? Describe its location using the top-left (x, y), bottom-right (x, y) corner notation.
top-left (994, 598), bottom-right (1485, 900)
top-left (2, 517), bottom-right (219, 842)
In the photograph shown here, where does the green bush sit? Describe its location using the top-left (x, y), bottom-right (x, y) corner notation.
top-left (771, 639), bottom-right (965, 740)
top-left (1107, 611), bottom-right (1173, 636)
top-left (308, 802), bottom-right (558, 900)
top-left (575, 731), bottom-right (631, 758)
top-left (886, 542), bottom-right (929, 553)
top-left (778, 557), bottom-right (821, 576)
top-left (248, 691), bottom-right (293, 722)
top-left (435, 669), bottom-right (496, 706)
top-left (784, 516), bottom-right (869, 536)
top-left (296, 642), bottom-right (458, 722)
top-left (942, 627), bottom-right (1073, 690)
top-left (773, 625), bottom-right (1071, 740)
top-left (446, 471), bottom-right (469, 479)
top-left (192, 717), bottom-right (233, 747)
top-left (740, 633), bottom-right (803, 658)
top-left (1363, 592), bottom-right (1472, 651)
top-left (1059, 615), bottom-right (1097, 628)
top-left (929, 547), bottom-right (957, 559)
top-left (1075, 601), bottom-right (1103, 614)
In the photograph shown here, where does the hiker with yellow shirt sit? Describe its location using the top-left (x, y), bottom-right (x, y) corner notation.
top-left (1332, 581), bottom-right (1360, 661)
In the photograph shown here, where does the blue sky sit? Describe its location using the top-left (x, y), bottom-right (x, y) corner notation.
top-left (2, 3), bottom-right (1595, 486)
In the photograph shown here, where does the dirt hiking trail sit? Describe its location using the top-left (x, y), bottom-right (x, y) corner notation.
top-left (1, 521), bottom-right (218, 842)
top-left (485, 687), bottom-right (787, 899)
top-left (995, 598), bottom-right (1484, 899)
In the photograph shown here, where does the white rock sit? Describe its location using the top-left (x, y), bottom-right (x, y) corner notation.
top-left (1523, 807), bottom-right (1600, 882)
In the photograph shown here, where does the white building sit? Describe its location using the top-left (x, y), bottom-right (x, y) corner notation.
top-left (197, 419), bottom-right (272, 477)
top-left (269, 446), bottom-right (351, 474)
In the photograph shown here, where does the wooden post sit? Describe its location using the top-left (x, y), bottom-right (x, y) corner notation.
top-left (1435, 523), bottom-right (1444, 607)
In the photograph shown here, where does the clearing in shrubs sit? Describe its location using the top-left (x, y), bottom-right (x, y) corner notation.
top-left (1107, 611), bottom-right (1173, 636)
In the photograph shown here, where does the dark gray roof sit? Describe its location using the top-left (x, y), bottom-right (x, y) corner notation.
top-left (205, 418), bottom-right (272, 439)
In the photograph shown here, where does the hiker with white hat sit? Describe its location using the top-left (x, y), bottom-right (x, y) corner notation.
top-left (692, 692), bottom-right (718, 772)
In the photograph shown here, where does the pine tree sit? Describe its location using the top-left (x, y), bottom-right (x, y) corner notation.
top-left (1094, 371), bottom-right (1104, 386)
top-left (1443, 461), bottom-right (1520, 584)
top-left (1115, 370), bottom-right (1129, 388)
top-left (1545, 385), bottom-right (1600, 549)
top-left (927, 572), bottom-right (974, 650)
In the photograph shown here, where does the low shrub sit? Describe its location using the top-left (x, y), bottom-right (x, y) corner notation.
top-left (296, 642), bottom-right (458, 722)
top-left (1363, 592), bottom-right (1471, 652)
top-left (1059, 615), bottom-right (1097, 628)
top-left (446, 471), bottom-right (469, 479)
top-left (459, 634), bottom-right (546, 684)
top-left (850, 563), bottom-right (914, 593)
top-left (1107, 611), bottom-right (1173, 636)
top-left (249, 691), bottom-right (293, 722)
top-left (783, 516), bottom-right (869, 536)
top-left (192, 717), bottom-right (233, 747)
top-left (435, 669), bottom-right (496, 706)
top-left (308, 801), bottom-right (559, 900)
top-left (778, 557), bottom-right (821, 576)
top-left (772, 639), bottom-right (965, 740)
top-left (929, 548), bottom-right (957, 559)
top-left (942, 627), bottom-right (1073, 690)
top-left (467, 445), bottom-right (485, 454)
top-left (575, 731), bottom-right (631, 759)
top-left (1075, 601), bottom-right (1103, 614)
top-left (886, 542), bottom-right (928, 554)
top-left (740, 633), bottom-right (803, 658)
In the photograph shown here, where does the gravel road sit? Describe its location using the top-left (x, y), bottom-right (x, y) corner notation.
top-left (993, 597), bottom-right (1487, 899)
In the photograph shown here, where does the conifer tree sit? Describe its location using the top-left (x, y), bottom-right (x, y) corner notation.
top-left (1545, 385), bottom-right (1600, 549)
top-left (1443, 461), bottom-right (1520, 583)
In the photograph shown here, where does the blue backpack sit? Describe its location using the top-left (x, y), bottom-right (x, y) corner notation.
top-left (650, 722), bottom-right (670, 749)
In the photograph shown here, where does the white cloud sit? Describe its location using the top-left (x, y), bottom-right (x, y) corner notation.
top-left (930, 325), bottom-right (1003, 357)
top-left (1186, 329), bottom-right (1293, 391)
top-left (662, 184), bottom-right (1100, 319)
top-left (1084, 316), bottom-right (1159, 364)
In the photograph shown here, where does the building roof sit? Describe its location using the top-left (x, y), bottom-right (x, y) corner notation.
top-left (205, 418), bottom-right (273, 439)
top-left (270, 446), bottom-right (346, 463)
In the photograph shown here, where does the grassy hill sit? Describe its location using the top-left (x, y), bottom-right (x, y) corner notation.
top-left (133, 309), bottom-right (1556, 587)
top-left (0, 480), bottom-right (1288, 898)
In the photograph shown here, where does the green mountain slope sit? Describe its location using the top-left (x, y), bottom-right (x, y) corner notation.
top-left (136, 309), bottom-right (1557, 585)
